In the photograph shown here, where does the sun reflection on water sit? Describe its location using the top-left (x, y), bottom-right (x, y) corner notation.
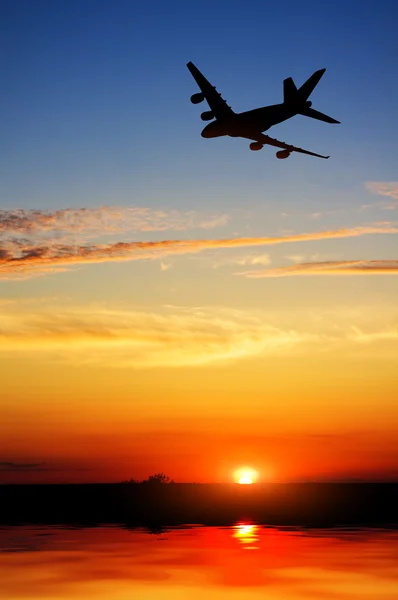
top-left (233, 523), bottom-right (259, 550)
top-left (1, 526), bottom-right (398, 598)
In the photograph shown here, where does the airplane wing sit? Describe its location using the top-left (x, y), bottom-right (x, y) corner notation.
top-left (187, 61), bottom-right (234, 119)
top-left (251, 132), bottom-right (330, 159)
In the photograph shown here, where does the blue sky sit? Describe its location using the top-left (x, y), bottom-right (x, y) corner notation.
top-left (0, 0), bottom-right (397, 310)
top-left (1, 0), bottom-right (397, 211)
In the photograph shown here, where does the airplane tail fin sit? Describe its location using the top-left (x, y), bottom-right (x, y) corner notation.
top-left (297, 68), bottom-right (326, 101)
top-left (283, 77), bottom-right (297, 104)
top-left (299, 107), bottom-right (340, 124)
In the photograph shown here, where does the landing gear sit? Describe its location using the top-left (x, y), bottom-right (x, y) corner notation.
top-left (250, 142), bottom-right (263, 151)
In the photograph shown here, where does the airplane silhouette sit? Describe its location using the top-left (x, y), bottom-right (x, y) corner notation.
top-left (187, 62), bottom-right (340, 160)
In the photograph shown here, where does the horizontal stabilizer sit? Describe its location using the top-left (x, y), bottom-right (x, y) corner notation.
top-left (299, 107), bottom-right (340, 124)
top-left (283, 77), bottom-right (297, 103)
top-left (298, 68), bottom-right (326, 100)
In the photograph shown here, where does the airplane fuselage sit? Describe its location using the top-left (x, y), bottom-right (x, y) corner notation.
top-left (201, 101), bottom-right (311, 139)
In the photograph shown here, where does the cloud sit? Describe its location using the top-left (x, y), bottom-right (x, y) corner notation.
top-left (286, 253), bottom-right (343, 266)
top-left (237, 254), bottom-right (271, 267)
top-left (286, 255), bottom-right (307, 264)
top-left (366, 182), bottom-right (398, 201)
top-left (237, 260), bottom-right (398, 278)
top-left (212, 253), bottom-right (271, 269)
top-left (0, 305), bottom-right (309, 368)
top-left (0, 303), bottom-right (396, 368)
top-left (1, 224), bottom-right (397, 279)
top-left (0, 461), bottom-right (45, 471)
top-left (0, 461), bottom-right (90, 474)
top-left (0, 206), bottom-right (230, 236)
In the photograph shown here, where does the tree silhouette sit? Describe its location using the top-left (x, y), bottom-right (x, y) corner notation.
top-left (120, 472), bottom-right (174, 484)
top-left (146, 473), bottom-right (173, 484)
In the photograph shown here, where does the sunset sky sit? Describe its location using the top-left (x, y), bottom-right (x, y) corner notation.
top-left (1, 0), bottom-right (397, 484)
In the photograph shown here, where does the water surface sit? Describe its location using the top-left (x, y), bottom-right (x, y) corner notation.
top-left (1, 525), bottom-right (398, 599)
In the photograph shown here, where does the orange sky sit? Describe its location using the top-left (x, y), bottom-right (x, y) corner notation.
top-left (1, 175), bottom-right (397, 487)
top-left (1, 0), bottom-right (398, 488)
top-left (1, 308), bottom-right (397, 483)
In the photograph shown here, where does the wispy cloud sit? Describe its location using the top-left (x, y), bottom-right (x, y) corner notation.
top-left (1, 224), bottom-right (397, 279)
top-left (1, 302), bottom-right (396, 368)
top-left (0, 305), bottom-right (311, 367)
top-left (212, 253), bottom-right (271, 269)
top-left (285, 253), bottom-right (339, 264)
top-left (0, 461), bottom-right (90, 473)
top-left (366, 182), bottom-right (398, 201)
top-left (0, 206), bottom-right (230, 237)
top-left (160, 262), bottom-right (172, 271)
top-left (286, 255), bottom-right (306, 264)
top-left (238, 260), bottom-right (398, 278)
top-left (0, 461), bottom-right (45, 471)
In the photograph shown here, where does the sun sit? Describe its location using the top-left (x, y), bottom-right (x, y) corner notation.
top-left (234, 467), bottom-right (258, 484)
top-left (239, 475), bottom-right (253, 484)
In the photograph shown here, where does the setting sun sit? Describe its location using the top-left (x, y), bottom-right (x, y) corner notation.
top-left (234, 468), bottom-right (258, 484)
top-left (239, 475), bottom-right (253, 484)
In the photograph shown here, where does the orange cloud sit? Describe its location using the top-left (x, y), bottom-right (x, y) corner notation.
top-left (0, 304), bottom-right (308, 367)
top-left (0, 206), bottom-right (229, 235)
top-left (1, 302), bottom-right (396, 368)
top-left (365, 182), bottom-right (398, 201)
top-left (1, 224), bottom-right (397, 279)
top-left (237, 260), bottom-right (398, 278)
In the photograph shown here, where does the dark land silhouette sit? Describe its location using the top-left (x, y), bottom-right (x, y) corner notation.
top-left (1, 483), bottom-right (397, 529)
top-left (187, 61), bottom-right (339, 159)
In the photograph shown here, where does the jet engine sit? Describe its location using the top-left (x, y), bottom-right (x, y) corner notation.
top-left (276, 150), bottom-right (291, 159)
top-left (201, 111), bottom-right (214, 121)
top-left (190, 93), bottom-right (205, 104)
top-left (249, 142), bottom-right (263, 151)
